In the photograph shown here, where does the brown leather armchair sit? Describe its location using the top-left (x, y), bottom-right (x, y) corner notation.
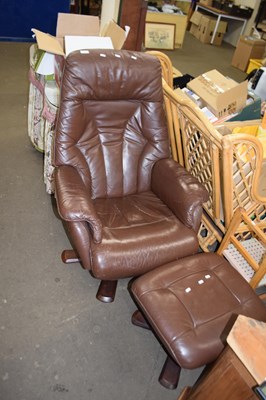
top-left (53, 49), bottom-right (209, 302)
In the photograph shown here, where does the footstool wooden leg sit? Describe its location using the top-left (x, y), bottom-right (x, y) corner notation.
top-left (159, 355), bottom-right (181, 390)
top-left (131, 310), bottom-right (151, 330)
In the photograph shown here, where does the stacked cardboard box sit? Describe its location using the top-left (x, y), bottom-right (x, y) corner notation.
top-left (189, 11), bottom-right (227, 46)
top-left (189, 10), bottom-right (203, 39)
top-left (232, 36), bottom-right (266, 72)
top-left (199, 15), bottom-right (227, 46)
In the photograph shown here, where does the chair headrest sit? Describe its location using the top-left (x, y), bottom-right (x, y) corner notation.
top-left (61, 49), bottom-right (163, 102)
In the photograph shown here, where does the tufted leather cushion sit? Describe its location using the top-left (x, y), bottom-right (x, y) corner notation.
top-left (90, 191), bottom-right (199, 280)
top-left (131, 252), bottom-right (266, 369)
top-left (54, 50), bottom-right (170, 198)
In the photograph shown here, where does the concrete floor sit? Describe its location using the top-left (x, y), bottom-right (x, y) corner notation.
top-left (0, 34), bottom-right (245, 400)
top-left (164, 31), bottom-right (247, 82)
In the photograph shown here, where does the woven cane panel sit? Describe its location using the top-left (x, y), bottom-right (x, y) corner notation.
top-left (231, 142), bottom-right (266, 227)
top-left (232, 142), bottom-right (256, 210)
top-left (180, 113), bottom-right (214, 213)
top-left (223, 238), bottom-right (266, 286)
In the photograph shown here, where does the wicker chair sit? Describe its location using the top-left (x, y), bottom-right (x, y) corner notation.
top-left (149, 51), bottom-right (266, 252)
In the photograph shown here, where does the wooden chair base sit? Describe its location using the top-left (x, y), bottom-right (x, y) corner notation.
top-left (61, 250), bottom-right (80, 264)
top-left (159, 356), bottom-right (181, 390)
top-left (96, 280), bottom-right (118, 303)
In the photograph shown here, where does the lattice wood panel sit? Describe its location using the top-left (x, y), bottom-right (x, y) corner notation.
top-left (198, 213), bottom-right (223, 252)
top-left (182, 116), bottom-right (213, 195)
top-left (232, 142), bottom-right (258, 210)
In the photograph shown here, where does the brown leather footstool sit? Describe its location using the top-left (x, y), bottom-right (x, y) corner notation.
top-left (130, 252), bottom-right (266, 389)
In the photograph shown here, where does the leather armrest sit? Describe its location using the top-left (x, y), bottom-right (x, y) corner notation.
top-left (54, 165), bottom-right (102, 243)
top-left (151, 159), bottom-right (209, 232)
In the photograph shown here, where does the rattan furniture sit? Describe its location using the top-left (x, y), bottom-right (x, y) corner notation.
top-left (150, 52), bottom-right (266, 253)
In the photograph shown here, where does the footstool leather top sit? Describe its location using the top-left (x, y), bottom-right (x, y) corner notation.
top-left (131, 252), bottom-right (266, 369)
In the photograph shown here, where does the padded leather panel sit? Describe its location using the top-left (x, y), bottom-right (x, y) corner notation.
top-left (90, 191), bottom-right (199, 279)
top-left (131, 252), bottom-right (266, 368)
top-left (54, 50), bottom-right (170, 198)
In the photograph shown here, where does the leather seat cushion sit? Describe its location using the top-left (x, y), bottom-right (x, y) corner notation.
top-left (90, 191), bottom-right (199, 280)
top-left (131, 252), bottom-right (266, 369)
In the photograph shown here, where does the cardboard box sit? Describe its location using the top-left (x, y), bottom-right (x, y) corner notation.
top-left (189, 23), bottom-right (199, 37)
top-left (174, 0), bottom-right (190, 14)
top-left (189, 11), bottom-right (203, 39)
top-left (190, 12), bottom-right (227, 45)
top-left (200, 0), bottom-right (213, 6)
top-left (199, 15), bottom-right (227, 46)
top-left (232, 36), bottom-right (266, 72)
top-left (187, 69), bottom-right (248, 118)
top-left (32, 13), bottom-right (128, 77)
top-left (211, 31), bottom-right (225, 47)
top-left (190, 10), bottom-right (203, 26)
top-left (212, 94), bottom-right (261, 125)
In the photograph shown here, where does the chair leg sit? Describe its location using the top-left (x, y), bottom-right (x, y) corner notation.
top-left (96, 280), bottom-right (118, 303)
top-left (159, 355), bottom-right (181, 390)
top-left (61, 250), bottom-right (80, 264)
top-left (131, 310), bottom-right (151, 330)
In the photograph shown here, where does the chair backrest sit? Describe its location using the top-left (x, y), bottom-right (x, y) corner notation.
top-left (54, 49), bottom-right (170, 199)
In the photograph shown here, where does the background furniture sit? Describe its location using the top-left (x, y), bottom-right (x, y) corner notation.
top-left (146, 11), bottom-right (187, 48)
top-left (70, 0), bottom-right (102, 15)
top-left (255, 0), bottom-right (266, 38)
top-left (177, 315), bottom-right (266, 400)
top-left (53, 49), bottom-right (208, 303)
top-left (195, 3), bottom-right (248, 45)
top-left (118, 0), bottom-right (148, 50)
top-left (178, 347), bottom-right (258, 400)
top-left (130, 208), bottom-right (266, 390)
top-left (153, 52), bottom-right (266, 254)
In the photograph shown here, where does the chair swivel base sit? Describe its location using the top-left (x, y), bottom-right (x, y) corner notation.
top-left (96, 280), bottom-right (118, 303)
top-left (61, 250), bottom-right (118, 303)
top-left (61, 250), bottom-right (80, 264)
